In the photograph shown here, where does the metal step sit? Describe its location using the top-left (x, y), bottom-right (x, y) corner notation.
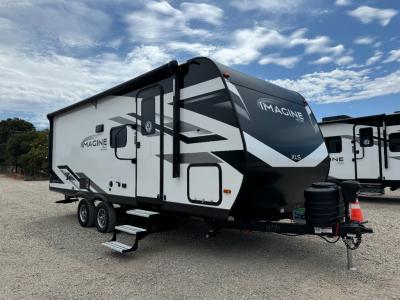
top-left (126, 209), bottom-right (159, 218)
top-left (102, 241), bottom-right (131, 253)
top-left (115, 224), bottom-right (147, 235)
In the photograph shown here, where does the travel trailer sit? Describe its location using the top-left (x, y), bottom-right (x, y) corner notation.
top-left (320, 113), bottom-right (400, 193)
top-left (48, 57), bottom-right (371, 260)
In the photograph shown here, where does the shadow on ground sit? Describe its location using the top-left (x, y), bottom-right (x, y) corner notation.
top-left (25, 211), bottom-right (349, 274)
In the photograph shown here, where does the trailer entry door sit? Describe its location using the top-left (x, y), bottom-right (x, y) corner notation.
top-left (136, 95), bottom-right (163, 202)
top-left (353, 125), bottom-right (382, 182)
top-left (383, 127), bottom-right (400, 183)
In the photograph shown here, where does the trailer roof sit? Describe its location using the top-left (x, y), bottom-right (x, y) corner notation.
top-left (319, 113), bottom-right (400, 126)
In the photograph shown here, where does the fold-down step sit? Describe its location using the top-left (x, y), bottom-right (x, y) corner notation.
top-left (126, 209), bottom-right (159, 218)
top-left (102, 241), bottom-right (131, 253)
top-left (115, 225), bottom-right (147, 235)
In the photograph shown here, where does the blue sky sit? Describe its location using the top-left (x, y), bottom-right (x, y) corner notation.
top-left (0, 0), bottom-right (399, 129)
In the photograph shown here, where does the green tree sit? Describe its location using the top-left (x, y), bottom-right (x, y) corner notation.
top-left (0, 118), bottom-right (35, 164)
top-left (5, 131), bottom-right (37, 173)
top-left (19, 131), bottom-right (49, 177)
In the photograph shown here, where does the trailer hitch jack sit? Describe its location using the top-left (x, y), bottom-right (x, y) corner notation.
top-left (339, 222), bottom-right (373, 271)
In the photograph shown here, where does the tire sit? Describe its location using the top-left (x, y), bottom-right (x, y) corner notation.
top-left (95, 201), bottom-right (117, 233)
top-left (77, 199), bottom-right (96, 227)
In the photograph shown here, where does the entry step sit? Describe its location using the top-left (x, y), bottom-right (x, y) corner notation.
top-left (102, 241), bottom-right (131, 253)
top-left (126, 209), bottom-right (160, 218)
top-left (115, 225), bottom-right (147, 235)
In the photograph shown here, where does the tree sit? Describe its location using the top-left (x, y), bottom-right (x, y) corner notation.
top-left (5, 131), bottom-right (37, 173)
top-left (0, 118), bottom-right (35, 164)
top-left (0, 118), bottom-right (48, 177)
top-left (19, 131), bottom-right (49, 177)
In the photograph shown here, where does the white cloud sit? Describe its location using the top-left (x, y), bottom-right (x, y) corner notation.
top-left (184, 26), bottom-right (347, 66)
top-left (210, 26), bottom-right (288, 65)
top-left (0, 45), bottom-right (171, 128)
top-left (271, 68), bottom-right (400, 103)
top-left (347, 6), bottom-right (398, 26)
top-left (170, 26), bottom-right (290, 65)
top-left (311, 56), bottom-right (333, 65)
top-left (167, 41), bottom-right (217, 56)
top-left (354, 36), bottom-right (375, 45)
top-left (384, 49), bottom-right (400, 63)
top-left (0, 1), bottom-right (112, 50)
top-left (180, 2), bottom-right (223, 25)
top-left (231, 0), bottom-right (307, 12)
top-left (336, 56), bottom-right (354, 65)
top-left (289, 29), bottom-right (345, 56)
top-left (258, 54), bottom-right (301, 68)
top-left (366, 50), bottom-right (382, 65)
top-left (335, 0), bottom-right (351, 6)
top-left (168, 26), bottom-right (346, 66)
top-left (125, 1), bottom-right (223, 42)
top-left (373, 41), bottom-right (382, 48)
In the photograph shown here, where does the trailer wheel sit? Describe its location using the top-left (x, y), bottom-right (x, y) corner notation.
top-left (77, 199), bottom-right (96, 227)
top-left (95, 202), bottom-right (116, 233)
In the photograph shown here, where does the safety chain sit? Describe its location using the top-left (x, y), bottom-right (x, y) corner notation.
top-left (342, 234), bottom-right (362, 250)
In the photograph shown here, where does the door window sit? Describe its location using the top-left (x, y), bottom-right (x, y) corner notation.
top-left (359, 127), bottom-right (373, 147)
top-left (389, 132), bottom-right (400, 152)
top-left (324, 136), bottom-right (342, 153)
top-left (141, 97), bottom-right (156, 135)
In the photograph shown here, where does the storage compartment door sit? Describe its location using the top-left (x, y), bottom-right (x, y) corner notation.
top-left (188, 164), bottom-right (222, 205)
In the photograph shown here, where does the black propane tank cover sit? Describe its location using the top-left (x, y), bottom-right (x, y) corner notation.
top-left (304, 186), bottom-right (340, 227)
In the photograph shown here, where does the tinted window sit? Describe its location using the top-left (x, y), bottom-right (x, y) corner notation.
top-left (389, 132), bottom-right (400, 152)
top-left (141, 97), bottom-right (156, 135)
top-left (110, 126), bottom-right (127, 148)
top-left (325, 136), bottom-right (342, 153)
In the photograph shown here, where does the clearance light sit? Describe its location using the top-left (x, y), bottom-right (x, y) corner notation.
top-left (223, 189), bottom-right (232, 194)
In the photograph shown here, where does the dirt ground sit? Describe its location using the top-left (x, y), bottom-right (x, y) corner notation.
top-left (0, 175), bottom-right (399, 299)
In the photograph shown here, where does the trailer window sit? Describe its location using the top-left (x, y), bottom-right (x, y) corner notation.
top-left (389, 133), bottom-right (400, 152)
top-left (141, 97), bottom-right (156, 135)
top-left (110, 126), bottom-right (127, 148)
top-left (359, 127), bottom-right (373, 147)
top-left (324, 136), bottom-right (342, 153)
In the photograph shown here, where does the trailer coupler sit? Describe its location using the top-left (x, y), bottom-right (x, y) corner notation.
top-left (339, 222), bottom-right (373, 250)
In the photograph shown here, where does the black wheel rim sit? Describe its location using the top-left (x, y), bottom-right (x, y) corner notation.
top-left (97, 208), bottom-right (107, 229)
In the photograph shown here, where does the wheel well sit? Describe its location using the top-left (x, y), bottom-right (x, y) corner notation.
top-left (89, 194), bottom-right (108, 203)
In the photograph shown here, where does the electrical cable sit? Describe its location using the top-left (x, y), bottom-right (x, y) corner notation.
top-left (319, 235), bottom-right (340, 243)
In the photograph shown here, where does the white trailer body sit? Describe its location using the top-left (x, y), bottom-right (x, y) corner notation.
top-left (319, 114), bottom-right (400, 191)
top-left (48, 57), bottom-right (329, 221)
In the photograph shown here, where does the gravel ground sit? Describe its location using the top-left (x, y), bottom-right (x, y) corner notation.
top-left (0, 175), bottom-right (399, 299)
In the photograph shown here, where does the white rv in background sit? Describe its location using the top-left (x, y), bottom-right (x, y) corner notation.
top-left (319, 113), bottom-right (400, 193)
